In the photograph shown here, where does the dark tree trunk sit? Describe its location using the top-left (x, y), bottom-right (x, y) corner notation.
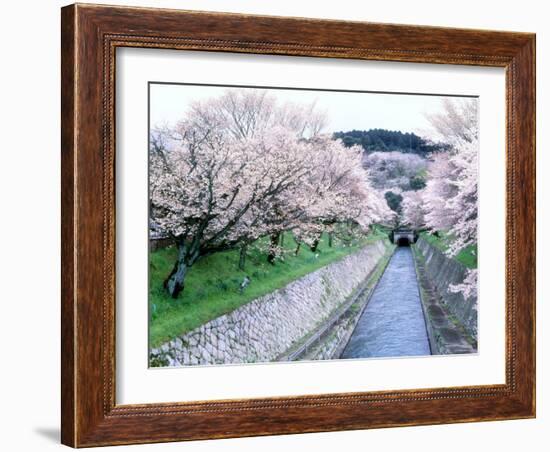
top-left (238, 244), bottom-right (247, 271)
top-left (310, 238), bottom-right (320, 253)
top-left (267, 231), bottom-right (281, 265)
top-left (164, 242), bottom-right (197, 299)
top-left (294, 242), bottom-right (301, 256)
top-left (328, 232), bottom-right (333, 247)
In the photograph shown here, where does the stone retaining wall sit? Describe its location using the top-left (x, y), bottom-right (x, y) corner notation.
top-left (150, 240), bottom-right (389, 367)
top-left (416, 237), bottom-right (477, 337)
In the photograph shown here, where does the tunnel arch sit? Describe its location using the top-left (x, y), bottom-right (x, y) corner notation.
top-left (392, 229), bottom-right (416, 246)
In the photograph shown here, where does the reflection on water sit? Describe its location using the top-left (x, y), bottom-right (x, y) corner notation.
top-left (341, 246), bottom-right (431, 359)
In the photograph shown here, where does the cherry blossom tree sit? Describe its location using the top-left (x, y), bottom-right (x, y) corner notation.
top-left (152, 124), bottom-right (320, 297)
top-left (184, 90), bottom-right (333, 266)
top-left (290, 137), bottom-right (393, 253)
top-left (422, 98), bottom-right (478, 253)
top-left (444, 136), bottom-right (478, 255)
top-left (363, 151), bottom-right (427, 191)
top-left (421, 151), bottom-right (458, 232)
top-left (401, 190), bottom-right (425, 229)
top-left (425, 97), bottom-right (478, 144)
top-left (450, 268), bottom-right (478, 301)
top-left (421, 98), bottom-right (479, 299)
top-left (151, 89), bottom-right (390, 298)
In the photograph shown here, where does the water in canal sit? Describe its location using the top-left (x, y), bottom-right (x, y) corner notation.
top-left (341, 246), bottom-right (431, 359)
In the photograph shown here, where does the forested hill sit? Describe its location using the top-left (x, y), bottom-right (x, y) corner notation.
top-left (333, 129), bottom-right (448, 155)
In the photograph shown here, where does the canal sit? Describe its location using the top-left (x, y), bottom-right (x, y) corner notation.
top-left (341, 246), bottom-right (431, 359)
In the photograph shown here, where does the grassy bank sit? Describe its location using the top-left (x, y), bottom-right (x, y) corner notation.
top-left (149, 228), bottom-right (390, 348)
top-left (419, 231), bottom-right (477, 269)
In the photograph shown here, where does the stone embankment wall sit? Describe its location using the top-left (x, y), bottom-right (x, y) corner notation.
top-left (416, 237), bottom-right (477, 337)
top-left (150, 240), bottom-right (389, 367)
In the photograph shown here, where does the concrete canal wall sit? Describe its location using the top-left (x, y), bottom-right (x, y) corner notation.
top-left (150, 240), bottom-right (390, 367)
top-left (415, 237), bottom-right (478, 338)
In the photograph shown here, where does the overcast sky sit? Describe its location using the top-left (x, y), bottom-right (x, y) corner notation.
top-left (150, 83), bottom-right (475, 135)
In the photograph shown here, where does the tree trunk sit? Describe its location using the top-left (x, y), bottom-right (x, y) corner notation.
top-left (328, 232), bottom-right (333, 248)
top-left (310, 237), bottom-right (320, 253)
top-left (294, 242), bottom-right (301, 256)
top-left (164, 242), bottom-right (195, 299)
top-left (267, 231), bottom-right (281, 264)
top-left (279, 233), bottom-right (285, 247)
top-left (238, 244), bottom-right (247, 271)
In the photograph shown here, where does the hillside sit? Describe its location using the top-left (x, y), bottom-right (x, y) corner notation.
top-left (333, 129), bottom-right (449, 155)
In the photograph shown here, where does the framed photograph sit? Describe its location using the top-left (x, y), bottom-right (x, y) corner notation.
top-left (61, 3), bottom-right (535, 447)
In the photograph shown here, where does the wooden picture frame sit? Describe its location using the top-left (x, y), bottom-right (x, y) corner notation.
top-left (61, 3), bottom-right (535, 447)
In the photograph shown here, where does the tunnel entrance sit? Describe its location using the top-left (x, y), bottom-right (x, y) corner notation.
top-left (392, 229), bottom-right (416, 246)
top-left (397, 237), bottom-right (410, 246)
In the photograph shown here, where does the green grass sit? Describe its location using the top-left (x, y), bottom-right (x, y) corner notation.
top-left (149, 229), bottom-right (390, 348)
top-left (419, 231), bottom-right (477, 269)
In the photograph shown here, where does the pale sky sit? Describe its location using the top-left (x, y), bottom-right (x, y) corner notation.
top-left (150, 83), bottom-right (476, 135)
